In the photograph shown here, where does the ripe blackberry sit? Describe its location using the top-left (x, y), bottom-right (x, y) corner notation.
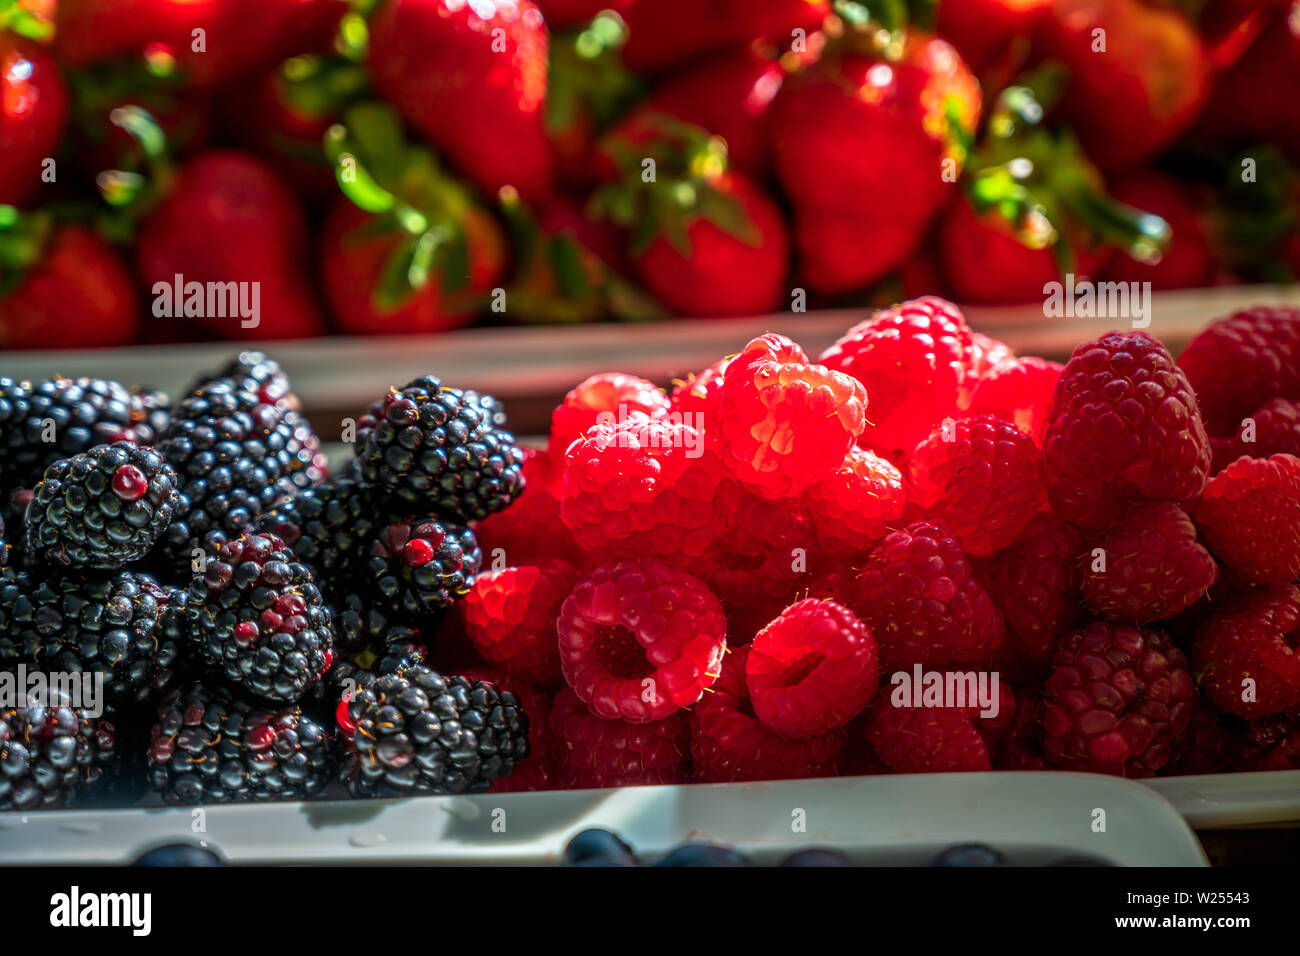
top-left (124, 386), bottom-right (172, 445)
top-left (146, 680), bottom-right (333, 805)
top-left (367, 516), bottom-right (482, 620)
top-left (156, 381), bottom-right (297, 568)
top-left (358, 377), bottom-right (525, 521)
top-left (256, 477), bottom-right (379, 595)
top-left (0, 568), bottom-right (177, 704)
top-left (0, 377), bottom-right (140, 491)
top-left (26, 442), bottom-right (179, 570)
top-left (339, 665), bottom-right (529, 796)
top-left (0, 696), bottom-right (118, 810)
top-left (186, 533), bottom-right (334, 703)
top-left (193, 351), bottom-right (297, 409)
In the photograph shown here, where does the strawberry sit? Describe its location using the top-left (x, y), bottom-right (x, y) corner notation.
top-left (768, 11), bottom-right (980, 297)
top-left (1035, 0), bottom-right (1210, 171)
top-left (0, 32), bottom-right (68, 207)
top-left (367, 0), bottom-right (553, 202)
top-left (0, 215), bottom-right (138, 349)
top-left (135, 149), bottom-right (325, 341)
top-left (936, 0), bottom-right (1049, 74)
top-left (1103, 170), bottom-right (1215, 291)
top-left (590, 118), bottom-right (790, 317)
top-left (620, 0), bottom-right (828, 74)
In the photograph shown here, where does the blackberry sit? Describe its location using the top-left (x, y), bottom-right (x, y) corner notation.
top-left (26, 442), bottom-right (179, 570)
top-left (124, 386), bottom-right (172, 445)
top-left (332, 591), bottom-right (398, 652)
top-left (0, 512), bottom-right (7, 568)
top-left (193, 351), bottom-right (297, 410)
top-left (146, 680), bottom-right (333, 805)
top-left (0, 568), bottom-right (177, 704)
top-left (156, 381), bottom-right (297, 568)
top-left (358, 377), bottom-right (525, 521)
top-left (367, 516), bottom-right (481, 620)
top-left (339, 665), bottom-right (529, 796)
top-left (186, 533), bottom-right (334, 703)
top-left (256, 477), bottom-right (379, 594)
top-left (0, 695), bottom-right (118, 810)
top-left (0, 377), bottom-right (140, 492)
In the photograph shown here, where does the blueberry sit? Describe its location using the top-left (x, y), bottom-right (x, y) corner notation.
top-left (930, 843), bottom-right (1005, 867)
top-left (132, 843), bottom-right (225, 867)
top-left (780, 848), bottom-right (854, 867)
top-left (656, 843), bottom-right (755, 867)
top-left (564, 828), bottom-right (638, 866)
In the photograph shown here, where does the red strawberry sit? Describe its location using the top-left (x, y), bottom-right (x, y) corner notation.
top-left (135, 149), bottom-right (325, 341)
top-left (620, 0), bottom-right (828, 74)
top-left (1035, 0), bottom-right (1210, 170)
top-left (0, 222), bottom-right (139, 349)
top-left (769, 22), bottom-right (980, 296)
top-left (1103, 170), bottom-right (1214, 291)
top-left (368, 0), bottom-right (552, 202)
top-left (0, 33), bottom-right (68, 207)
top-left (936, 0), bottom-right (1049, 73)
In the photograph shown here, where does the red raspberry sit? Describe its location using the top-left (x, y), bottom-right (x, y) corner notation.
top-left (669, 355), bottom-right (732, 434)
top-left (1210, 397), bottom-right (1300, 473)
top-left (819, 296), bottom-right (975, 455)
top-left (1080, 500), bottom-right (1218, 624)
top-left (863, 679), bottom-right (1014, 774)
top-left (745, 598), bottom-right (879, 737)
top-left (1194, 453), bottom-right (1300, 586)
top-left (1041, 330), bottom-right (1210, 529)
top-left (1192, 585), bottom-right (1300, 718)
top-left (966, 331), bottom-right (1015, 382)
top-left (557, 560), bottom-right (726, 722)
top-left (549, 687), bottom-right (690, 788)
top-left (559, 417), bottom-right (730, 563)
top-left (716, 333), bottom-right (867, 498)
top-left (995, 689), bottom-right (1047, 771)
top-left (1177, 305), bottom-right (1300, 436)
top-left (907, 413), bottom-right (1047, 556)
top-left (474, 449), bottom-right (582, 567)
top-left (801, 447), bottom-right (905, 556)
top-left (548, 372), bottom-right (670, 468)
top-left (460, 559), bottom-right (580, 688)
top-left (986, 514), bottom-right (1083, 663)
top-left (460, 667), bottom-right (559, 793)
top-left (1166, 694), bottom-right (1235, 776)
top-left (1040, 622), bottom-right (1195, 777)
top-left (969, 355), bottom-right (1063, 446)
top-left (849, 519), bottom-right (1006, 667)
top-left (690, 645), bottom-right (845, 783)
top-left (1234, 713), bottom-right (1300, 771)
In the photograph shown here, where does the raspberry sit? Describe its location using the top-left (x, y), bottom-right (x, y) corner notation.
top-left (966, 332), bottom-right (1015, 383)
top-left (819, 296), bottom-right (975, 455)
top-left (556, 560), bottom-right (726, 722)
top-left (1177, 305), bottom-right (1300, 436)
top-left (559, 417), bottom-right (730, 562)
top-left (907, 414), bottom-right (1047, 556)
top-left (474, 449), bottom-right (581, 568)
top-left (969, 356), bottom-right (1063, 446)
top-left (1194, 454), bottom-right (1300, 586)
top-left (801, 447), bottom-right (905, 556)
top-left (1192, 585), bottom-right (1300, 718)
top-left (745, 599), bottom-right (878, 737)
top-left (716, 333), bottom-right (867, 498)
top-left (849, 519), bottom-right (1006, 668)
top-left (669, 356), bottom-right (732, 433)
top-left (1234, 713), bottom-right (1300, 771)
top-left (1040, 623), bottom-right (1195, 777)
top-left (863, 680), bottom-right (1013, 774)
top-left (547, 372), bottom-right (670, 469)
top-left (1210, 397), bottom-right (1300, 472)
top-left (460, 560), bottom-right (579, 688)
top-left (1166, 694), bottom-right (1235, 776)
top-left (995, 689), bottom-right (1046, 771)
top-left (549, 687), bottom-right (689, 788)
top-left (690, 645), bottom-right (844, 783)
top-left (986, 515), bottom-right (1083, 663)
top-left (1041, 331), bottom-right (1211, 528)
top-left (1080, 501), bottom-right (1218, 623)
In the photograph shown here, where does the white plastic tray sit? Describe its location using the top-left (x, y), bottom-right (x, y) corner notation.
top-left (1145, 771), bottom-right (1300, 829)
top-left (0, 772), bottom-right (1207, 866)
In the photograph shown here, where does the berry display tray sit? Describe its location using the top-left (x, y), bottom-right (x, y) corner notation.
top-left (0, 772), bottom-right (1207, 866)
top-left (1144, 771), bottom-right (1300, 829)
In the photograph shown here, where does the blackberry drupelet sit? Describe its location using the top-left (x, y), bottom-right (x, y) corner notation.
top-left (358, 377), bottom-right (525, 521)
top-left (256, 477), bottom-right (378, 594)
top-left (26, 442), bottom-right (179, 570)
top-left (0, 696), bottom-right (118, 810)
top-left (331, 591), bottom-right (398, 652)
top-left (367, 516), bottom-right (482, 620)
top-left (156, 381), bottom-right (297, 568)
top-left (146, 680), bottom-right (333, 805)
top-left (186, 533), bottom-right (334, 703)
top-left (0, 568), bottom-right (176, 704)
top-left (339, 665), bottom-right (529, 796)
top-left (124, 386), bottom-right (172, 445)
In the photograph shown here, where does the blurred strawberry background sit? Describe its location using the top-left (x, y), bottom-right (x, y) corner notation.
top-left (0, 0), bottom-right (1298, 350)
